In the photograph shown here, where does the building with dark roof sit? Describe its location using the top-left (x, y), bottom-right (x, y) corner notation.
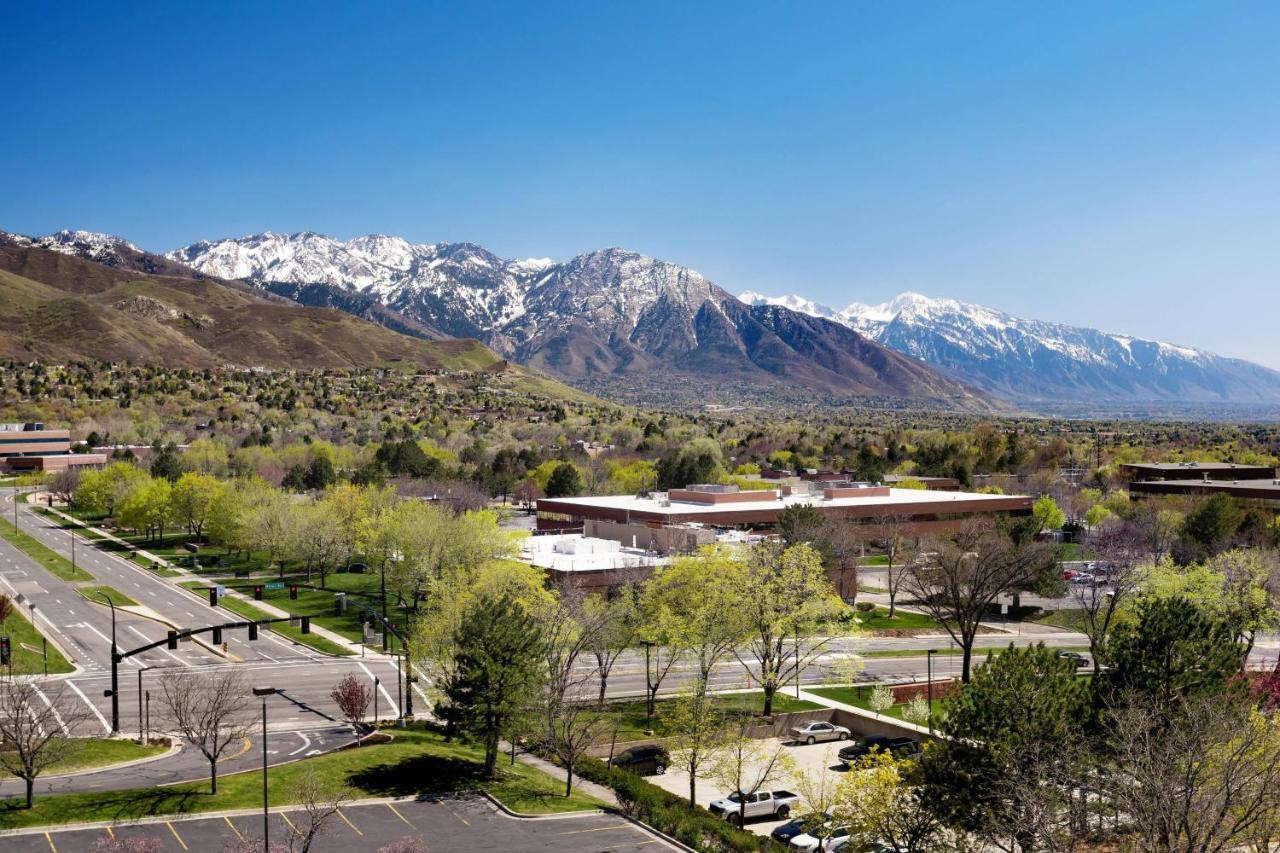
top-left (1121, 461), bottom-right (1276, 482)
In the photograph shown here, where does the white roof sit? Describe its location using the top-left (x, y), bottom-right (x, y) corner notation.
top-left (543, 487), bottom-right (1025, 518)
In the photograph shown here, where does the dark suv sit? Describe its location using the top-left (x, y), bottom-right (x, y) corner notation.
top-left (609, 745), bottom-right (669, 776)
top-left (838, 735), bottom-right (921, 767)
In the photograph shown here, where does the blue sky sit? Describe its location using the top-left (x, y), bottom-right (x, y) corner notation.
top-left (5, 2), bottom-right (1280, 366)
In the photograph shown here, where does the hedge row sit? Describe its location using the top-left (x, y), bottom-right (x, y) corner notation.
top-left (566, 752), bottom-right (778, 852)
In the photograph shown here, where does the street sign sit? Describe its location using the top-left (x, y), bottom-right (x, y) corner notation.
top-left (215, 585), bottom-right (226, 598)
top-left (265, 582), bottom-right (284, 590)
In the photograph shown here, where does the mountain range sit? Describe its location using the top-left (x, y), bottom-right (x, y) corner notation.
top-left (10, 227), bottom-right (1280, 410)
top-left (164, 231), bottom-right (989, 408)
top-left (739, 291), bottom-right (1280, 405)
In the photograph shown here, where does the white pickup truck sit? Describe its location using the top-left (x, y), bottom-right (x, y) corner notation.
top-left (708, 789), bottom-right (800, 826)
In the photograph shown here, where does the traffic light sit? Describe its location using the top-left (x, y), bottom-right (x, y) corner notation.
top-left (254, 586), bottom-right (263, 601)
top-left (289, 585), bottom-right (298, 600)
top-left (207, 587), bottom-right (218, 606)
top-left (0, 636), bottom-right (10, 666)
top-left (212, 626), bottom-right (223, 645)
top-left (300, 616), bottom-right (311, 634)
top-left (167, 630), bottom-right (178, 650)
top-left (248, 622), bottom-right (259, 641)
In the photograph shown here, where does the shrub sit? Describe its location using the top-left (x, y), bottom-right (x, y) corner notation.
top-left (855, 601), bottom-right (876, 612)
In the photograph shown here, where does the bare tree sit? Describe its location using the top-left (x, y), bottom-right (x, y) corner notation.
top-left (280, 768), bottom-right (354, 853)
top-left (708, 717), bottom-right (795, 827)
top-left (159, 669), bottom-right (252, 793)
top-left (0, 679), bottom-right (91, 807)
top-left (1103, 693), bottom-right (1280, 853)
top-left (1075, 520), bottom-right (1146, 674)
top-left (539, 586), bottom-right (607, 797)
top-left (818, 517), bottom-right (863, 604)
top-left (667, 688), bottom-right (725, 806)
top-left (903, 522), bottom-right (1054, 682)
top-left (330, 673), bottom-right (372, 743)
top-left (871, 512), bottom-right (916, 618)
top-left (48, 468), bottom-right (82, 507)
top-left (582, 581), bottom-right (641, 708)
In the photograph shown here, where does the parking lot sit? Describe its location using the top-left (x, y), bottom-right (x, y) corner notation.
top-left (647, 734), bottom-right (855, 838)
top-left (1, 794), bottom-right (680, 852)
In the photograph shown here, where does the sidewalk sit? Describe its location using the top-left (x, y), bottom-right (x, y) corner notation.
top-left (502, 742), bottom-right (620, 807)
top-left (38, 500), bottom-right (381, 659)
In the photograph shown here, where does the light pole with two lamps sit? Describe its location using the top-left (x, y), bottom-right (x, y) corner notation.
top-left (253, 686), bottom-right (277, 852)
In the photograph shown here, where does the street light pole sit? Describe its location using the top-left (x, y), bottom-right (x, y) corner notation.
top-left (252, 686), bottom-right (277, 851)
top-left (640, 640), bottom-right (656, 730)
top-left (96, 592), bottom-right (120, 734)
top-left (70, 526), bottom-right (76, 577)
top-left (373, 676), bottom-right (380, 726)
top-left (137, 666), bottom-right (154, 743)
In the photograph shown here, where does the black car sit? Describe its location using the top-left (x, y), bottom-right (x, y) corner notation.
top-left (771, 813), bottom-right (829, 844)
top-left (608, 745), bottom-right (669, 776)
top-left (1056, 650), bottom-right (1088, 668)
top-left (838, 735), bottom-right (921, 766)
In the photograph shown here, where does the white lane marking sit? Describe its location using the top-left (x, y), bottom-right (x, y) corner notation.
top-left (65, 680), bottom-right (112, 734)
top-left (358, 662), bottom-right (399, 718)
top-left (288, 731), bottom-right (312, 756)
top-left (32, 685), bottom-right (70, 734)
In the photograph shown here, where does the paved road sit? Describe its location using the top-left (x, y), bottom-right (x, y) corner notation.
top-left (0, 793), bottom-right (679, 852)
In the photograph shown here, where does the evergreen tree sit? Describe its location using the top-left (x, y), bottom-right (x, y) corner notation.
top-left (150, 443), bottom-right (184, 482)
top-left (305, 455), bottom-right (336, 490)
top-left (544, 462), bottom-right (582, 498)
top-left (437, 593), bottom-right (544, 778)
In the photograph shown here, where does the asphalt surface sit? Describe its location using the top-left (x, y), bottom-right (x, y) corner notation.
top-left (0, 793), bottom-right (680, 852)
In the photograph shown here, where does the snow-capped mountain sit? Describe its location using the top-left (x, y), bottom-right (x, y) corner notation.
top-left (165, 232), bottom-right (989, 405)
top-left (8, 229), bottom-right (138, 263)
top-left (739, 290), bottom-right (1280, 404)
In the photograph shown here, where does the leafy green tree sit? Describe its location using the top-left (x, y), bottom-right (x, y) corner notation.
top-left (1031, 495), bottom-right (1065, 535)
top-left (116, 476), bottom-right (172, 542)
top-left (282, 464), bottom-right (309, 492)
top-left (437, 592), bottom-right (545, 778)
top-left (544, 462), bottom-right (582, 498)
top-left (1181, 493), bottom-right (1243, 556)
top-left (305, 455), bottom-right (336, 490)
top-left (924, 644), bottom-right (1090, 851)
top-left (1102, 596), bottom-right (1244, 707)
top-left (169, 472), bottom-right (224, 539)
top-left (655, 438), bottom-right (723, 490)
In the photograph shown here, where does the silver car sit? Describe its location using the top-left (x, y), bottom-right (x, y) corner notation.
top-left (790, 721), bottom-right (851, 745)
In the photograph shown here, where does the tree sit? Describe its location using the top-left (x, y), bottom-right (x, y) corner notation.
top-left (150, 442), bottom-right (184, 482)
top-left (923, 644), bottom-right (1091, 852)
top-left (581, 582), bottom-right (641, 707)
top-left (904, 523), bottom-right (1055, 681)
top-left (1074, 519), bottom-right (1145, 673)
top-left (732, 542), bottom-right (842, 716)
top-left (667, 688), bottom-right (725, 806)
top-left (169, 471), bottom-right (224, 539)
top-left (1031, 495), bottom-right (1065, 535)
top-left (655, 438), bottom-right (723, 490)
top-left (777, 503), bottom-right (823, 548)
top-left (304, 455), bottom-right (336, 490)
top-left (1101, 596), bottom-right (1244, 708)
top-left (330, 673), bottom-right (373, 743)
top-left (158, 669), bottom-right (253, 793)
top-left (872, 512), bottom-right (915, 618)
top-left (0, 679), bottom-right (90, 807)
top-left (709, 718), bottom-right (795, 827)
top-left (47, 467), bottom-right (82, 506)
top-left (116, 475), bottom-right (173, 542)
top-left (544, 462), bottom-right (582, 498)
top-left (437, 592), bottom-right (544, 777)
top-left (290, 501), bottom-right (346, 587)
top-left (278, 768), bottom-right (354, 853)
top-left (834, 752), bottom-right (957, 853)
top-left (1103, 693), bottom-right (1280, 853)
top-left (1181, 493), bottom-right (1243, 557)
top-left (538, 585), bottom-right (607, 797)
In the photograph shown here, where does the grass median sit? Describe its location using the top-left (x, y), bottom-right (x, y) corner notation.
top-left (179, 582), bottom-right (353, 657)
top-left (0, 517), bottom-right (94, 582)
top-left (0, 738), bottom-right (166, 781)
top-left (76, 585), bottom-right (138, 608)
top-left (0, 605), bottom-right (73, 675)
top-left (0, 725), bottom-right (601, 829)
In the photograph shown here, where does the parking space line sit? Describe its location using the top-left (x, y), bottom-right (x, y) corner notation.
top-left (559, 825), bottom-right (631, 835)
top-left (435, 799), bottom-right (470, 826)
top-left (43, 831), bottom-right (57, 852)
top-left (386, 803), bottom-right (415, 828)
top-left (224, 816), bottom-right (245, 840)
top-left (166, 821), bottom-right (189, 850)
top-left (337, 808), bottom-right (363, 836)
top-left (281, 812), bottom-right (299, 833)
top-left (105, 827), bottom-right (115, 838)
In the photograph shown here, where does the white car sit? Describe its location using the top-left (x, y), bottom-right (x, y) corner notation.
top-left (790, 826), bottom-right (853, 851)
top-left (790, 721), bottom-right (851, 745)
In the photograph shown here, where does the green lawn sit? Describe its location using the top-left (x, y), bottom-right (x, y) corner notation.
top-left (860, 554), bottom-right (890, 566)
top-left (76, 585), bottom-right (138, 608)
top-left (1032, 609), bottom-right (1088, 631)
top-left (807, 685), bottom-right (951, 724)
top-left (0, 725), bottom-right (601, 829)
top-left (0, 606), bottom-right (73, 675)
top-left (598, 691), bottom-right (821, 739)
top-left (1, 738), bottom-right (165, 780)
top-left (179, 584), bottom-right (354, 657)
top-left (0, 518), bottom-right (94, 582)
top-left (855, 607), bottom-right (943, 633)
top-left (212, 571), bottom-right (388, 643)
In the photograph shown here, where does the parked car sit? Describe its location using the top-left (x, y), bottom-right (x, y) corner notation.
top-left (1056, 650), bottom-right (1089, 668)
top-left (608, 745), bottom-right (668, 775)
top-left (790, 720), bottom-right (852, 744)
top-left (772, 814), bottom-right (830, 845)
top-left (708, 789), bottom-right (800, 825)
top-left (1068, 573), bottom-right (1096, 585)
top-left (831, 843), bottom-right (894, 853)
top-left (790, 825), bottom-right (853, 852)
top-left (838, 734), bottom-right (921, 766)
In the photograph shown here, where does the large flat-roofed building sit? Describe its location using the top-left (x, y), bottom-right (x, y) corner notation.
top-left (0, 423), bottom-right (108, 472)
top-left (1129, 477), bottom-right (1280, 507)
top-left (537, 481), bottom-right (1032, 553)
top-left (1122, 462), bottom-right (1276, 482)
